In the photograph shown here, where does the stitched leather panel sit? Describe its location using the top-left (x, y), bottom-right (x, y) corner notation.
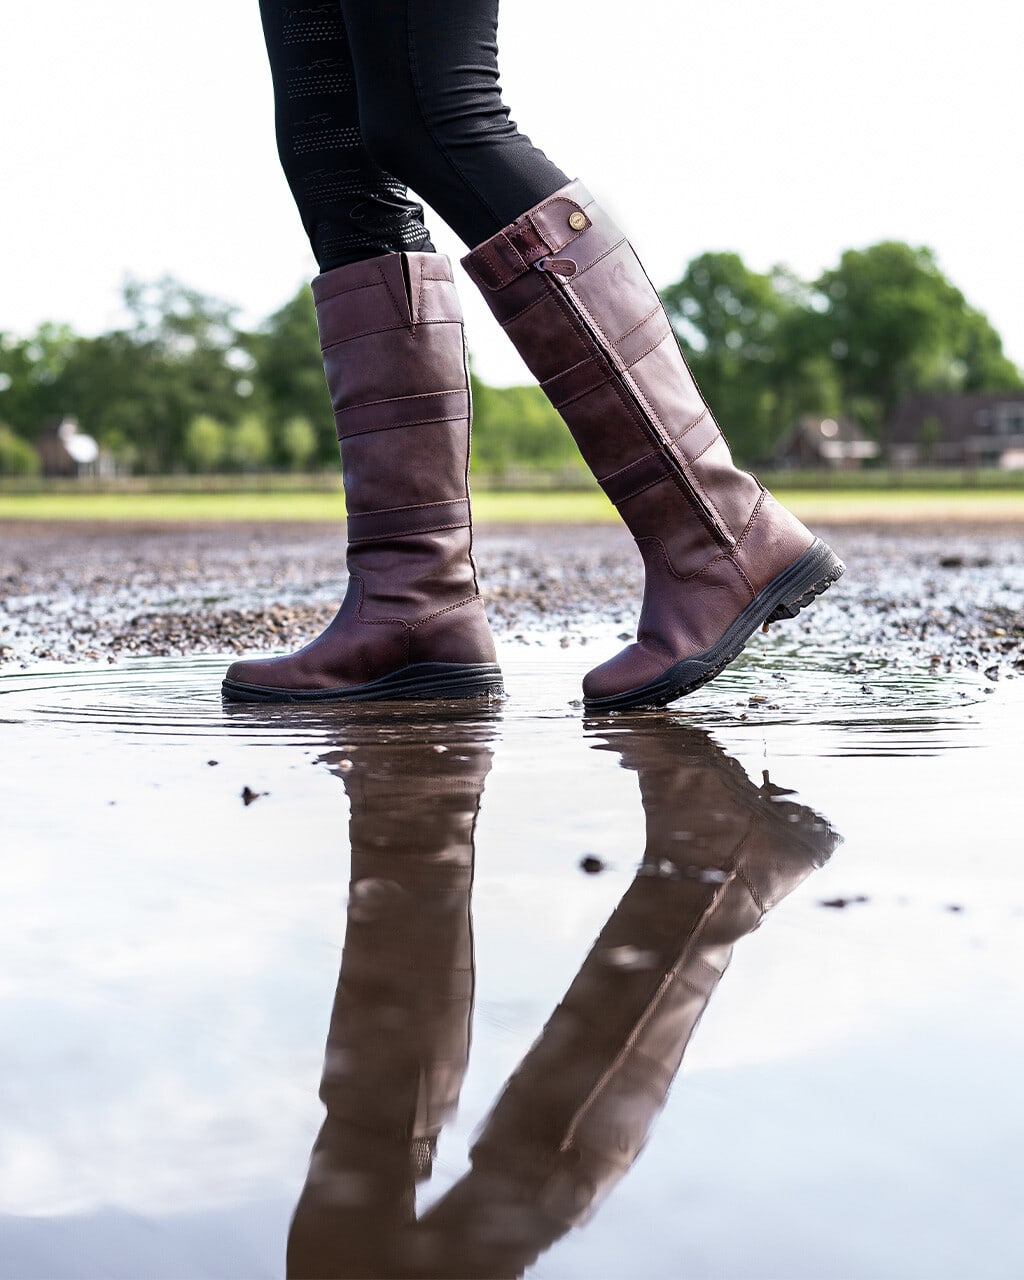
top-left (347, 499), bottom-right (470, 544)
top-left (540, 356), bottom-right (608, 409)
top-left (599, 450), bottom-right (673, 506)
top-left (335, 389), bottom-right (470, 440)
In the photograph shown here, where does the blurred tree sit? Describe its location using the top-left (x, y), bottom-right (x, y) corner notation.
top-left (0, 422), bottom-right (40, 475)
top-left (660, 253), bottom-right (836, 461)
top-left (814, 243), bottom-right (1022, 440)
top-left (0, 324), bottom-right (81, 436)
top-left (228, 413), bottom-right (272, 471)
top-left (280, 414), bottom-right (319, 470)
top-left (183, 414), bottom-right (229, 473)
top-left (245, 287), bottom-right (334, 467)
top-left (471, 376), bottom-right (585, 477)
top-left (0, 278), bottom-right (257, 471)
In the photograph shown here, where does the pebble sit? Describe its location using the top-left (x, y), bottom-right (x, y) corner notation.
top-left (0, 524), bottom-right (1021, 688)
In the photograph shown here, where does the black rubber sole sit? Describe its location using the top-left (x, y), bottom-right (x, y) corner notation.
top-left (221, 662), bottom-right (504, 704)
top-left (584, 539), bottom-right (846, 713)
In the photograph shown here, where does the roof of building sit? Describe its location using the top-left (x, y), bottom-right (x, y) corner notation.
top-left (887, 392), bottom-right (1024, 445)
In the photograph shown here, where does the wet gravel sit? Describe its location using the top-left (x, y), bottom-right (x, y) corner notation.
top-left (1, 520), bottom-right (1022, 680)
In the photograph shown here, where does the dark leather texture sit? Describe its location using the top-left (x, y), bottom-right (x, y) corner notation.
top-left (464, 181), bottom-right (818, 701)
top-left (225, 252), bottom-right (496, 693)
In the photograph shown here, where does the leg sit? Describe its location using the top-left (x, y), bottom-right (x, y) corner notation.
top-left (257, 0), bottom-right (433, 268)
top-left (328, 2), bottom-right (844, 710)
top-left (464, 186), bottom-right (845, 710)
top-left (337, 0), bottom-right (570, 248)
top-left (225, 3), bottom-right (504, 701)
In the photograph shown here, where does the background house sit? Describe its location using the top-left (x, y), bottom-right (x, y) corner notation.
top-left (886, 394), bottom-right (1024, 468)
top-left (773, 415), bottom-right (880, 469)
top-left (36, 416), bottom-right (102, 478)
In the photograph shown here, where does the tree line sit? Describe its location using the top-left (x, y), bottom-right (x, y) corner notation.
top-left (1, 242), bottom-right (1020, 477)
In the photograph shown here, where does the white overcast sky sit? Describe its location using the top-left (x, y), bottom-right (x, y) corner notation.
top-left (1, 0), bottom-right (1022, 385)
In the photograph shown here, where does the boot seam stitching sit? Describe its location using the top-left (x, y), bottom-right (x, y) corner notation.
top-left (686, 435), bottom-right (718, 465)
top-left (553, 377), bottom-right (610, 410)
top-left (336, 413), bottom-right (464, 439)
top-left (499, 291), bottom-right (553, 327)
top-left (639, 535), bottom-right (752, 588)
top-left (314, 280), bottom-right (388, 305)
top-left (335, 389), bottom-right (467, 412)
top-left (614, 302), bottom-right (664, 344)
top-left (321, 317), bottom-right (459, 352)
top-left (377, 262), bottom-right (410, 329)
top-left (611, 474), bottom-right (666, 504)
top-left (351, 577), bottom-right (413, 659)
top-left (667, 408), bottom-right (710, 444)
top-left (354, 498), bottom-right (468, 515)
top-left (619, 325), bottom-right (675, 371)
top-left (547, 287), bottom-right (660, 445)
top-left (349, 520), bottom-right (469, 544)
top-left (545, 279), bottom-right (733, 544)
top-left (732, 490), bottom-right (767, 552)
top-left (410, 595), bottom-right (486, 627)
top-left (569, 235), bottom-right (628, 279)
top-left (622, 325), bottom-right (673, 371)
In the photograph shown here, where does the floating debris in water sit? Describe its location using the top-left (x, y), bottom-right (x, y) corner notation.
top-left (820, 895), bottom-right (869, 909)
top-left (241, 786), bottom-right (266, 806)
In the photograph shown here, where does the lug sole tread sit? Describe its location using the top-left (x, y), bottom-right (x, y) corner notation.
top-left (221, 662), bottom-right (504, 705)
top-left (584, 540), bottom-right (845, 713)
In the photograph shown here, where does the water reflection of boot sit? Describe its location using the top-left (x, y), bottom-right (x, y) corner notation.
top-left (286, 730), bottom-right (493, 1279)
top-left (416, 724), bottom-right (840, 1278)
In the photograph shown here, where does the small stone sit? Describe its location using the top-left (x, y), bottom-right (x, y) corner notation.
top-left (241, 786), bottom-right (264, 806)
top-left (580, 855), bottom-right (606, 874)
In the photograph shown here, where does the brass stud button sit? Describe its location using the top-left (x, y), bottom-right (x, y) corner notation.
top-left (568, 211), bottom-right (587, 231)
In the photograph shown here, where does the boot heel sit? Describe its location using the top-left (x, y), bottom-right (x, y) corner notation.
top-left (372, 662), bottom-right (505, 701)
top-left (222, 662), bottom-right (504, 705)
top-left (765, 540), bottom-right (846, 624)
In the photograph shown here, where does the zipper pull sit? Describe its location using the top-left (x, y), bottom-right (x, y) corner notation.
top-left (535, 256), bottom-right (578, 278)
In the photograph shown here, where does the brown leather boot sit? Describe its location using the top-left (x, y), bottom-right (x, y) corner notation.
top-left (222, 251), bottom-right (502, 703)
top-left (463, 182), bottom-right (844, 711)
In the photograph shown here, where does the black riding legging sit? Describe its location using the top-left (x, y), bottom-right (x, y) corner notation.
top-left (257, 0), bottom-right (570, 271)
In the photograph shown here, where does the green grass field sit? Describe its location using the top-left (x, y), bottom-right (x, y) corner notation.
top-left (1, 487), bottom-right (1023, 524)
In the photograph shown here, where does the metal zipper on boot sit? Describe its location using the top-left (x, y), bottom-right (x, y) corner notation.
top-left (535, 256), bottom-right (732, 547)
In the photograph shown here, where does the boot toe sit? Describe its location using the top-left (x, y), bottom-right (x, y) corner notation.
top-left (583, 642), bottom-right (674, 705)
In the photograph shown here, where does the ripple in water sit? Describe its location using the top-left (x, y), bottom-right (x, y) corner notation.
top-left (0, 643), bottom-right (992, 750)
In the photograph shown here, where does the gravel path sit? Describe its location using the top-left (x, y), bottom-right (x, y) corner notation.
top-left (1, 521), bottom-right (1022, 681)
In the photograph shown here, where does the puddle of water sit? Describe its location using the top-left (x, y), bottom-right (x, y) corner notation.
top-left (1, 644), bottom-right (1022, 1279)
